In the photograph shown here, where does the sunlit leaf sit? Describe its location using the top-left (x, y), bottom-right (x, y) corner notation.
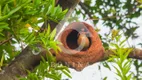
top-left (50, 28), bottom-right (56, 40)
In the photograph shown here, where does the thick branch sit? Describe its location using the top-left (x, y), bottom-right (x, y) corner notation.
top-left (102, 48), bottom-right (142, 61)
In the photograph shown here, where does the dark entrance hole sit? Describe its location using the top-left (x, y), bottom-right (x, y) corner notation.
top-left (66, 30), bottom-right (91, 51)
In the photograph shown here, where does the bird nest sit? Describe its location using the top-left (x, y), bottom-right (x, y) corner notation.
top-left (55, 22), bottom-right (104, 71)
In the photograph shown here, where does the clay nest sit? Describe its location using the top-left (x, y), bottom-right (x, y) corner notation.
top-left (55, 22), bottom-right (104, 71)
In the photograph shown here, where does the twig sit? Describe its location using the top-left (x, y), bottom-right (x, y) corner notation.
top-left (0, 37), bottom-right (12, 45)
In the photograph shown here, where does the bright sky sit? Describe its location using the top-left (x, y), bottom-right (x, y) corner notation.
top-left (60, 15), bottom-right (142, 80)
top-left (45, 0), bottom-right (142, 79)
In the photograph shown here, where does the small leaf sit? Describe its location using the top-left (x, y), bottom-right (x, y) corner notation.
top-left (127, 73), bottom-right (132, 80)
top-left (3, 4), bottom-right (10, 15)
top-left (0, 22), bottom-right (9, 29)
top-left (103, 62), bottom-right (111, 70)
top-left (120, 38), bottom-right (127, 46)
top-left (103, 77), bottom-right (107, 80)
top-left (46, 74), bottom-right (60, 80)
top-left (113, 65), bottom-right (122, 78)
top-left (33, 0), bottom-right (41, 7)
top-left (0, 53), bottom-right (4, 68)
top-left (25, 32), bottom-right (35, 44)
top-left (61, 70), bottom-right (72, 78)
top-left (45, 24), bottom-right (51, 37)
top-left (41, 56), bottom-right (46, 63)
top-left (123, 63), bottom-right (130, 74)
top-left (50, 28), bottom-right (56, 40)
top-left (123, 48), bottom-right (133, 59)
top-left (46, 5), bottom-right (52, 15)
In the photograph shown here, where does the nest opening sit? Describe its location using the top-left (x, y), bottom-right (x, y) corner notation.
top-left (66, 30), bottom-right (91, 51)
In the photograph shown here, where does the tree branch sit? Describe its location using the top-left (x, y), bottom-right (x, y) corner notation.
top-left (0, 37), bottom-right (12, 45)
top-left (102, 48), bottom-right (142, 61)
top-left (79, 2), bottom-right (93, 19)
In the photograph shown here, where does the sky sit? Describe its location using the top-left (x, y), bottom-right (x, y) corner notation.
top-left (44, 0), bottom-right (142, 79)
top-left (60, 15), bottom-right (142, 80)
top-left (43, 1), bottom-right (142, 79)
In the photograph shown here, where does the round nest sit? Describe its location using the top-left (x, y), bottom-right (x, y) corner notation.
top-left (56, 22), bottom-right (104, 71)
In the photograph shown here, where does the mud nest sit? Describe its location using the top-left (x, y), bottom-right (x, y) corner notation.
top-left (56, 22), bottom-right (104, 71)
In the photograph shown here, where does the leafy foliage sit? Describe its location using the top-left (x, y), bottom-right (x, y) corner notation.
top-left (0, 0), bottom-right (67, 66)
top-left (19, 24), bottom-right (71, 80)
top-left (107, 32), bottom-right (134, 80)
top-left (20, 52), bottom-right (71, 80)
top-left (75, 0), bottom-right (142, 49)
top-left (79, 0), bottom-right (141, 35)
top-left (0, 0), bottom-right (70, 80)
top-left (74, 0), bottom-right (142, 79)
top-left (133, 59), bottom-right (142, 79)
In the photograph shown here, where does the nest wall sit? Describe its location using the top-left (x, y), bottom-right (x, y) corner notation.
top-left (56, 22), bottom-right (104, 71)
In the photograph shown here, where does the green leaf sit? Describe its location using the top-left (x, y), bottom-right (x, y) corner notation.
top-left (0, 53), bottom-right (4, 68)
top-left (0, 0), bottom-right (31, 21)
top-left (103, 62), bottom-right (111, 70)
top-left (113, 65), bottom-right (122, 78)
top-left (51, 7), bottom-right (58, 17)
top-left (118, 48), bottom-right (125, 63)
top-left (56, 45), bottom-right (62, 52)
top-left (3, 4), bottom-right (10, 15)
top-left (25, 10), bottom-right (38, 15)
top-left (46, 50), bottom-right (54, 66)
top-left (50, 28), bottom-right (56, 40)
top-left (50, 0), bottom-right (55, 15)
top-left (0, 5), bottom-right (22, 21)
top-left (41, 56), bottom-right (46, 63)
top-left (25, 32), bottom-right (35, 44)
top-left (0, 5), bottom-right (1, 16)
top-left (115, 35), bottom-right (121, 42)
top-left (123, 63), bottom-right (130, 74)
top-left (52, 0), bottom-right (55, 7)
top-left (110, 43), bottom-right (119, 50)
top-left (46, 5), bottom-right (53, 15)
top-left (0, 22), bottom-right (9, 29)
top-left (127, 73), bottom-right (132, 80)
top-left (103, 77), bottom-right (107, 80)
top-left (62, 9), bottom-right (68, 15)
top-left (61, 70), bottom-right (72, 78)
top-left (110, 49), bottom-right (117, 55)
top-left (40, 37), bottom-right (47, 46)
top-left (49, 41), bottom-right (59, 53)
top-left (46, 74), bottom-right (60, 80)
top-left (58, 66), bottom-right (70, 73)
top-left (45, 24), bottom-right (51, 37)
top-left (33, 0), bottom-right (41, 7)
top-left (123, 48), bottom-right (133, 59)
top-left (120, 38), bottom-right (127, 46)
top-left (0, 0), bottom-right (13, 5)
top-left (55, 5), bottom-right (62, 15)
top-left (123, 60), bottom-right (130, 68)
